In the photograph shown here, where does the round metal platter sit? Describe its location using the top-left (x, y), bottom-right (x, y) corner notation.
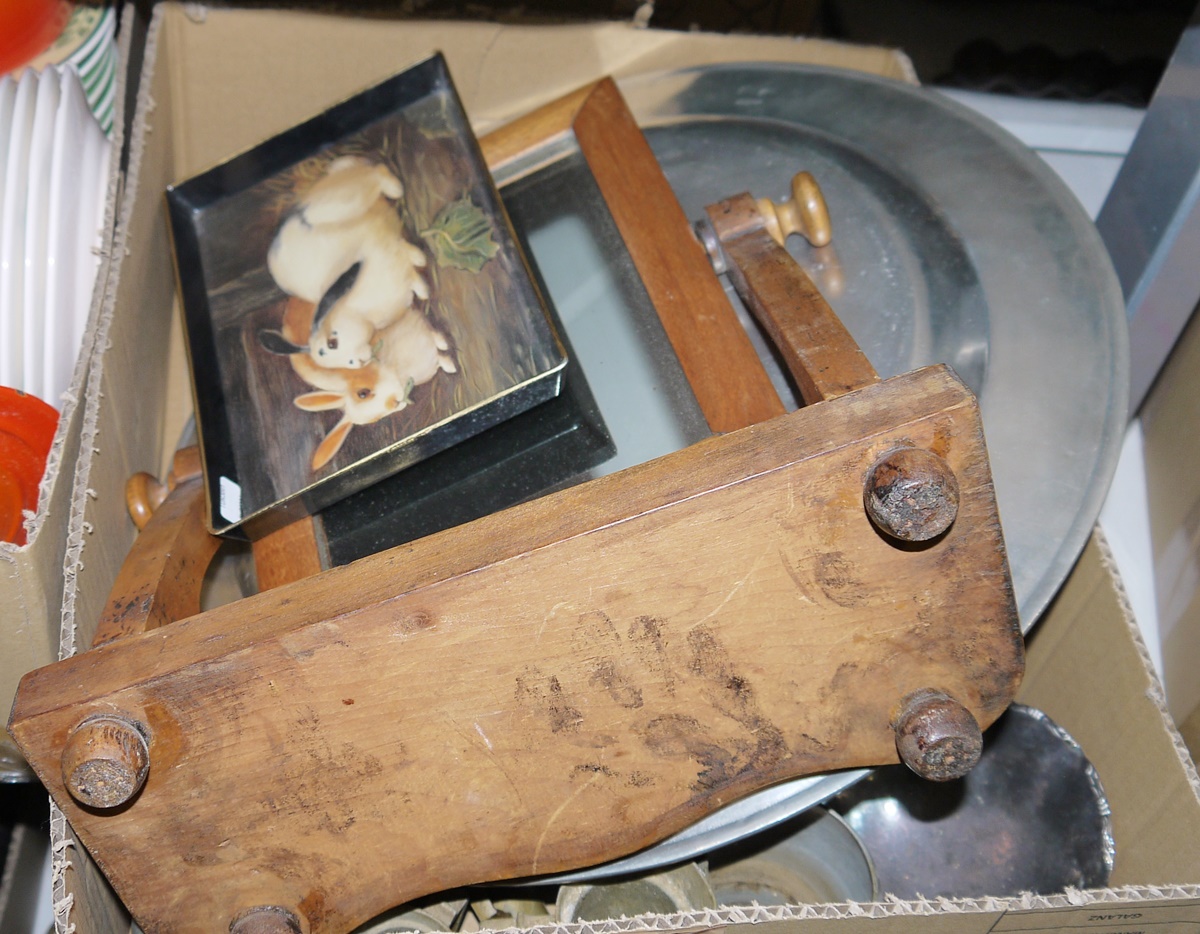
top-left (834, 704), bottom-right (1114, 898)
top-left (536, 65), bottom-right (1128, 884)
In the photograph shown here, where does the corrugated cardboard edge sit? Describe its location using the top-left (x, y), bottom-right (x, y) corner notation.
top-left (1089, 528), bottom-right (1200, 799)
top-left (364, 886), bottom-right (1200, 934)
top-left (48, 6), bottom-right (138, 933)
top-left (57, 7), bottom-right (139, 665)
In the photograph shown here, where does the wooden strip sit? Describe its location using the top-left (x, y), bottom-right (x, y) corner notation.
top-left (568, 79), bottom-right (785, 432)
top-left (253, 518), bottom-right (324, 591)
top-left (709, 193), bottom-right (880, 405)
top-left (477, 81), bottom-right (597, 169)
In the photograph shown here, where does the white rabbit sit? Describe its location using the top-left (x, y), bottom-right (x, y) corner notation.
top-left (259, 295), bottom-right (457, 471)
top-left (267, 155), bottom-right (429, 369)
top-left (369, 306), bottom-right (458, 407)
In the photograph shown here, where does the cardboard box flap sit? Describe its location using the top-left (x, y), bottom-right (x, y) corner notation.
top-left (160, 8), bottom-right (914, 181)
top-left (1019, 532), bottom-right (1200, 887)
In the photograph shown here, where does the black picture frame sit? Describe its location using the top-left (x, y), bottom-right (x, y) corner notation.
top-left (166, 53), bottom-right (566, 538)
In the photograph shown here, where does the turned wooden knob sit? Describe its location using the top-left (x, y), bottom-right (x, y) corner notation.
top-left (756, 171), bottom-right (832, 248)
top-left (125, 472), bottom-right (168, 530)
top-left (894, 689), bottom-right (982, 781)
top-left (864, 447), bottom-right (959, 542)
top-left (61, 715), bottom-right (149, 809)
top-left (230, 907), bottom-right (303, 934)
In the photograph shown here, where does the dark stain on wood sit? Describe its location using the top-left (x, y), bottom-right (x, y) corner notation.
top-left (814, 551), bottom-right (870, 608)
top-left (546, 677), bottom-right (584, 733)
top-left (515, 669), bottom-right (584, 734)
top-left (299, 890), bottom-right (328, 931)
top-left (589, 659), bottom-right (644, 709)
top-left (681, 625), bottom-right (792, 784)
top-left (571, 762), bottom-right (615, 779)
top-left (628, 615), bottom-right (675, 694)
top-left (639, 714), bottom-right (734, 790)
top-left (686, 624), bottom-right (762, 721)
top-left (253, 709), bottom-right (393, 837)
top-left (639, 705), bottom-right (789, 794)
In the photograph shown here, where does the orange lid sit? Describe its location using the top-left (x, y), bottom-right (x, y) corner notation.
top-left (0, 388), bottom-right (60, 547)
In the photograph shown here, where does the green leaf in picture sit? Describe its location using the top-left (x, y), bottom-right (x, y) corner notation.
top-left (421, 196), bottom-right (501, 273)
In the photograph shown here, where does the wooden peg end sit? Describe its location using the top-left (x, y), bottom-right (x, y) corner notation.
top-left (230, 907), bottom-right (303, 934)
top-left (756, 171), bottom-right (832, 248)
top-left (61, 714), bottom-right (150, 809)
top-left (864, 447), bottom-right (959, 542)
top-left (894, 689), bottom-right (982, 781)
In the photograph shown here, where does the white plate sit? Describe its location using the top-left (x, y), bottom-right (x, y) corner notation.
top-left (0, 69), bottom-right (38, 390)
top-left (0, 77), bottom-right (17, 218)
top-left (22, 66), bottom-right (62, 399)
top-left (70, 103), bottom-right (111, 356)
top-left (43, 66), bottom-right (95, 402)
top-left (84, 45), bottom-right (117, 135)
top-left (64, 5), bottom-right (116, 73)
top-left (43, 68), bottom-right (108, 396)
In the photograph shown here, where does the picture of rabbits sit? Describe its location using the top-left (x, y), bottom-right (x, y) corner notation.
top-left (267, 155), bottom-right (429, 369)
top-left (168, 54), bottom-right (566, 533)
top-left (260, 292), bottom-right (457, 470)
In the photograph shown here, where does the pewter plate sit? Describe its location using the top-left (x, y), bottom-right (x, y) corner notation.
top-left (834, 704), bottom-right (1114, 898)
top-left (535, 65), bottom-right (1127, 884)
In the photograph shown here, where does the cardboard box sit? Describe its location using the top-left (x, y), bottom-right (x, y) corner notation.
top-left (1142, 305), bottom-right (1200, 744)
top-left (48, 3), bottom-right (1200, 931)
top-left (0, 10), bottom-right (134, 780)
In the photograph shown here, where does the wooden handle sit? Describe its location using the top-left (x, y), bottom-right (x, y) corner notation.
top-left (755, 171), bottom-right (832, 248)
top-left (96, 475), bottom-right (223, 646)
top-left (124, 446), bottom-right (203, 530)
top-left (125, 473), bottom-right (167, 531)
top-left (705, 174), bottom-right (878, 406)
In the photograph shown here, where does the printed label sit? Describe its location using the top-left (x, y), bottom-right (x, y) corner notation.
top-left (218, 476), bottom-right (242, 524)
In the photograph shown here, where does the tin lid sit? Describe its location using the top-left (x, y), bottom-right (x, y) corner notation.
top-left (0, 387), bottom-right (59, 546)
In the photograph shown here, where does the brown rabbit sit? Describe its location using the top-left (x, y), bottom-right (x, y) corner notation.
top-left (259, 295), bottom-right (455, 471)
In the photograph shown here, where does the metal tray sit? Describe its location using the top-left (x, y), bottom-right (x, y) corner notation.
top-left (538, 64), bottom-right (1128, 883)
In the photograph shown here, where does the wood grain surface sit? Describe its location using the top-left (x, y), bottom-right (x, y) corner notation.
top-left (10, 365), bottom-right (1022, 934)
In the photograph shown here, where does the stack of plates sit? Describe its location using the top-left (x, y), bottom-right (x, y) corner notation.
top-left (0, 63), bottom-right (111, 406)
top-left (20, 4), bottom-right (118, 136)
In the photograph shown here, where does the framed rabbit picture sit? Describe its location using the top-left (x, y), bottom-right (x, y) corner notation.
top-left (167, 53), bottom-right (567, 538)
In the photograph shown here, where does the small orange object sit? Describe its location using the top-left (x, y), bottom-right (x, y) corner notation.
top-left (0, 387), bottom-right (59, 546)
